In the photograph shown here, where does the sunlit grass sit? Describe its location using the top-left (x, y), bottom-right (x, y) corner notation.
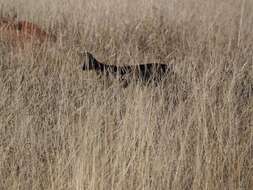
top-left (0, 0), bottom-right (252, 189)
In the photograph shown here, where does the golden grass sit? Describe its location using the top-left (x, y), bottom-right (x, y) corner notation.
top-left (0, 0), bottom-right (252, 189)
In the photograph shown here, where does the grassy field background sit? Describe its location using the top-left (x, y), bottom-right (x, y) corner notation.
top-left (0, 0), bottom-right (252, 189)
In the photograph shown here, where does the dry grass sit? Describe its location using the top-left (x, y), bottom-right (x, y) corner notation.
top-left (0, 0), bottom-right (252, 189)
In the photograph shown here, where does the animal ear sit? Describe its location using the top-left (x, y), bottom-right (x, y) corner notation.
top-left (85, 52), bottom-right (94, 63)
top-left (85, 52), bottom-right (90, 65)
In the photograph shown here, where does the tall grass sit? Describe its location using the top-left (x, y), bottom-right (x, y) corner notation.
top-left (0, 0), bottom-right (252, 189)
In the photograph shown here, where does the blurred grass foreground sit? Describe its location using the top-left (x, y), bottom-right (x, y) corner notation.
top-left (0, 0), bottom-right (252, 189)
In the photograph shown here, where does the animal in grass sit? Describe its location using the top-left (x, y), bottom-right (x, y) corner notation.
top-left (0, 17), bottom-right (56, 45)
top-left (15, 20), bottom-right (57, 43)
top-left (81, 51), bottom-right (173, 84)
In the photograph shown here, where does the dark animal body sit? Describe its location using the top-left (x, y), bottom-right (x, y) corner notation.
top-left (82, 52), bottom-right (173, 84)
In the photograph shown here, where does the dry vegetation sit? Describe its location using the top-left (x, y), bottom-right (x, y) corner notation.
top-left (0, 0), bottom-right (253, 189)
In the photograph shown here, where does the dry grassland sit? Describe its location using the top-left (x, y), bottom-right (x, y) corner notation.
top-left (0, 0), bottom-right (252, 189)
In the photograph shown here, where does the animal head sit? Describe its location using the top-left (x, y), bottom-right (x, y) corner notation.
top-left (81, 51), bottom-right (100, 70)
